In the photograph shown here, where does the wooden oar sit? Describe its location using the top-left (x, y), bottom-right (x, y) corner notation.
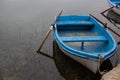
top-left (13, 11), bottom-right (63, 79)
top-left (37, 10), bottom-right (63, 53)
top-left (13, 10), bottom-right (63, 77)
top-left (89, 14), bottom-right (120, 37)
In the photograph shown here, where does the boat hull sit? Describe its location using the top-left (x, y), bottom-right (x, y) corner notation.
top-left (108, 0), bottom-right (120, 15)
top-left (53, 15), bottom-right (117, 74)
top-left (58, 45), bottom-right (101, 73)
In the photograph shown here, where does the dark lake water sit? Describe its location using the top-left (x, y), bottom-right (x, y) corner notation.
top-left (0, 0), bottom-right (120, 80)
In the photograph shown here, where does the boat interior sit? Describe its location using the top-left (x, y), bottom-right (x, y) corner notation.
top-left (56, 16), bottom-right (113, 54)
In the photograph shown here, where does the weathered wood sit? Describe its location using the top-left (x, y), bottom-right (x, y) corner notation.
top-left (36, 25), bottom-right (53, 53)
top-left (101, 7), bottom-right (114, 23)
top-left (89, 14), bottom-right (107, 27)
top-left (101, 6), bottom-right (114, 14)
top-left (37, 10), bottom-right (63, 53)
top-left (14, 10), bottom-right (63, 73)
top-left (101, 7), bottom-right (120, 29)
top-left (89, 14), bottom-right (120, 37)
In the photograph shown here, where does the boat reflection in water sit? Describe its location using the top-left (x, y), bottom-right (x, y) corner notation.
top-left (52, 41), bottom-right (112, 80)
top-left (106, 10), bottom-right (120, 29)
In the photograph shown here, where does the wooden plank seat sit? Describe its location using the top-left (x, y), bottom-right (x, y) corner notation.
top-left (57, 21), bottom-right (94, 26)
top-left (60, 36), bottom-right (107, 42)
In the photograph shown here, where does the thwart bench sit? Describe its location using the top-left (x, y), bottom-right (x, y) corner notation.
top-left (60, 36), bottom-right (107, 49)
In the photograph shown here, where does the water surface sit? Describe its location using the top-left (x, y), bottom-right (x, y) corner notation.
top-left (0, 0), bottom-right (120, 80)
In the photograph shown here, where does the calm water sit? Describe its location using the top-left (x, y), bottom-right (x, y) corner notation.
top-left (0, 0), bottom-right (120, 80)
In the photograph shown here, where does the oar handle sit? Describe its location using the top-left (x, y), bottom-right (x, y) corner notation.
top-left (52, 10), bottom-right (63, 26)
top-left (89, 14), bottom-right (120, 37)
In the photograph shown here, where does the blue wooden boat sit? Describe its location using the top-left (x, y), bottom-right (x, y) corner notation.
top-left (53, 15), bottom-right (117, 73)
top-left (108, 0), bottom-right (120, 15)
